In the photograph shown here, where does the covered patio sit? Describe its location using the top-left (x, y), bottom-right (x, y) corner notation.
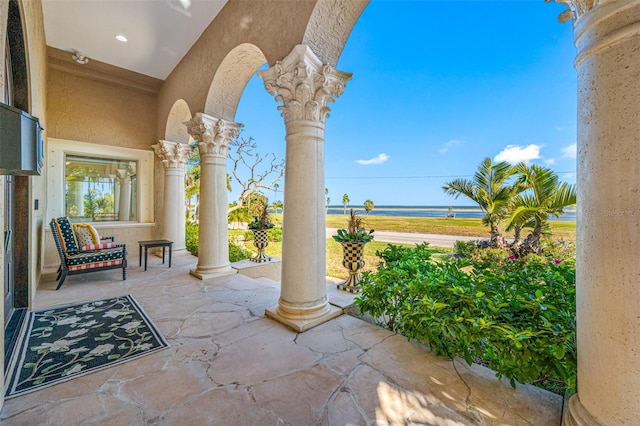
top-left (0, 252), bottom-right (561, 425)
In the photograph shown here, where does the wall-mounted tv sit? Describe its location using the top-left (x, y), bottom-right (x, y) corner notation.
top-left (0, 102), bottom-right (43, 175)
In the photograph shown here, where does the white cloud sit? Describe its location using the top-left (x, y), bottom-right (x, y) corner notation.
top-left (494, 144), bottom-right (542, 164)
top-left (545, 158), bottom-right (557, 166)
top-left (439, 138), bottom-right (462, 153)
top-left (356, 153), bottom-right (390, 166)
top-left (562, 143), bottom-right (577, 159)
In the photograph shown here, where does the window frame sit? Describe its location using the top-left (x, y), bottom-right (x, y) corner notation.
top-left (47, 138), bottom-right (154, 224)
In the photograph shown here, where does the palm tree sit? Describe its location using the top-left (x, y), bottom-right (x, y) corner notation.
top-left (363, 199), bottom-right (374, 215)
top-left (272, 200), bottom-right (283, 214)
top-left (342, 193), bottom-right (350, 214)
top-left (442, 157), bottom-right (517, 249)
top-left (507, 164), bottom-right (577, 255)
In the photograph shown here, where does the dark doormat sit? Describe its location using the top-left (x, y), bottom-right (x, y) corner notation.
top-left (5, 295), bottom-right (169, 398)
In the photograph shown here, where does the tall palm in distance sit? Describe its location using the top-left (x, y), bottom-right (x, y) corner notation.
top-left (442, 157), bottom-right (517, 249)
top-left (507, 163), bottom-right (577, 255)
top-left (342, 193), bottom-right (350, 214)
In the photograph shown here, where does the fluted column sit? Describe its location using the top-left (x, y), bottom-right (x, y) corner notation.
top-left (152, 140), bottom-right (193, 251)
top-left (184, 113), bottom-right (242, 279)
top-left (116, 168), bottom-right (132, 221)
top-left (560, 1), bottom-right (640, 424)
top-left (258, 44), bottom-right (352, 331)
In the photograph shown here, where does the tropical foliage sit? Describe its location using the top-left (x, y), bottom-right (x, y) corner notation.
top-left (442, 158), bottom-right (516, 249)
top-left (248, 200), bottom-right (275, 230)
top-left (507, 163), bottom-right (576, 255)
top-left (355, 243), bottom-right (576, 394)
top-left (443, 158), bottom-right (576, 256)
top-left (333, 209), bottom-right (374, 243)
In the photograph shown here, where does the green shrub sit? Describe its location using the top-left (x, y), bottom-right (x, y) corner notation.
top-left (355, 243), bottom-right (576, 394)
top-left (229, 240), bottom-right (251, 262)
top-left (185, 222), bottom-right (250, 261)
top-left (454, 240), bottom-right (477, 258)
top-left (268, 227), bottom-right (283, 242)
top-left (186, 222), bottom-right (199, 256)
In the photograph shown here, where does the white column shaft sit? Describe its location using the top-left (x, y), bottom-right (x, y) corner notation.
top-left (195, 153), bottom-right (230, 274)
top-left (566, 2), bottom-right (640, 424)
top-left (118, 176), bottom-right (131, 221)
top-left (163, 168), bottom-right (186, 250)
top-left (280, 120), bottom-right (327, 306)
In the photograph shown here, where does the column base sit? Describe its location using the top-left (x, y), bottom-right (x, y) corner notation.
top-left (265, 300), bottom-right (342, 332)
top-left (564, 394), bottom-right (602, 426)
top-left (189, 264), bottom-right (237, 280)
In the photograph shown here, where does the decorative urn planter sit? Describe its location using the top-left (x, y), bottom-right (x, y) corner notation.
top-left (338, 241), bottom-right (367, 293)
top-left (333, 209), bottom-right (374, 294)
top-left (250, 228), bottom-right (271, 263)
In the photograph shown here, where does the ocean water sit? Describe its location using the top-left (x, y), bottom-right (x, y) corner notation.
top-left (328, 205), bottom-right (577, 222)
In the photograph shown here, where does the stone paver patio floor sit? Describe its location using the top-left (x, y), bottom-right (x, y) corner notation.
top-left (1, 252), bottom-right (562, 425)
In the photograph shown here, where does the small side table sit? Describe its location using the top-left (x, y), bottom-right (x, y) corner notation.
top-left (138, 240), bottom-right (173, 271)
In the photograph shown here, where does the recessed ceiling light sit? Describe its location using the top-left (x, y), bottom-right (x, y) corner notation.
top-left (115, 34), bottom-right (128, 42)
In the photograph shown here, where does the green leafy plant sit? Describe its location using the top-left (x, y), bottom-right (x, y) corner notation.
top-left (248, 201), bottom-right (275, 230)
top-left (355, 243), bottom-right (576, 394)
top-left (332, 209), bottom-right (374, 243)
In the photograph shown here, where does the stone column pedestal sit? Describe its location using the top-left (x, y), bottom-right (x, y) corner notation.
top-left (153, 140), bottom-right (193, 251)
top-left (184, 113), bottom-right (242, 280)
top-left (258, 45), bottom-right (352, 332)
top-left (564, 1), bottom-right (640, 424)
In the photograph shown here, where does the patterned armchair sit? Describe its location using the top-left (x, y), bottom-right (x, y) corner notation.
top-left (50, 217), bottom-right (127, 290)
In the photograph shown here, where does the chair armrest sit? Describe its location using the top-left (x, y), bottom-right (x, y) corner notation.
top-left (100, 236), bottom-right (115, 242)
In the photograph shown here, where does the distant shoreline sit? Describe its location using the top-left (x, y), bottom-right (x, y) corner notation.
top-left (325, 205), bottom-right (577, 222)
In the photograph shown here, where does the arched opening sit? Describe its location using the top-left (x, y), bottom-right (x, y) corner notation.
top-left (164, 99), bottom-right (193, 143)
top-left (204, 43), bottom-right (267, 121)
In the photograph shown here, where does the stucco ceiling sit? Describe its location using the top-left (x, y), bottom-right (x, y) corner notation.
top-left (42, 0), bottom-right (228, 80)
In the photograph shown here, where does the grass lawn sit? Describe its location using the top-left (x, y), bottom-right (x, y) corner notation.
top-left (325, 214), bottom-right (576, 241)
top-left (242, 237), bottom-right (451, 280)
top-left (234, 212), bottom-right (575, 279)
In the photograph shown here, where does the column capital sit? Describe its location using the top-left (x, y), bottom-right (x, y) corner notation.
top-left (183, 113), bottom-right (243, 157)
top-left (152, 140), bottom-right (193, 169)
top-left (115, 167), bottom-right (133, 183)
top-left (549, 0), bottom-right (607, 23)
top-left (258, 44), bottom-right (352, 124)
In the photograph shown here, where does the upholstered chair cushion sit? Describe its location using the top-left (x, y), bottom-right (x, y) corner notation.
top-left (73, 223), bottom-right (100, 246)
top-left (52, 217), bottom-right (79, 253)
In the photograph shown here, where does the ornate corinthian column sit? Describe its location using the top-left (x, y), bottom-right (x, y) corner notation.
top-left (152, 140), bottom-right (193, 251)
top-left (184, 113), bottom-right (242, 279)
top-left (258, 45), bottom-right (352, 331)
top-left (561, 1), bottom-right (640, 425)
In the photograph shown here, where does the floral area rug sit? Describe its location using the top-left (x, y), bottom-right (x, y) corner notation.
top-left (5, 295), bottom-right (168, 398)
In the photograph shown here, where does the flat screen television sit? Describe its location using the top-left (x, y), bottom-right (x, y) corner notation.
top-left (0, 102), bottom-right (43, 175)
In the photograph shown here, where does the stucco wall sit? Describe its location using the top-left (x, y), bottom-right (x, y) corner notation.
top-left (47, 65), bottom-right (158, 150)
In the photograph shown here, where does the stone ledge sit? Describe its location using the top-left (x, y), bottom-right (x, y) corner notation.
top-left (232, 257), bottom-right (282, 281)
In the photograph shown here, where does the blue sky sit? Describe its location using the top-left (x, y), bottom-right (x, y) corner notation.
top-left (234, 0), bottom-right (577, 206)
